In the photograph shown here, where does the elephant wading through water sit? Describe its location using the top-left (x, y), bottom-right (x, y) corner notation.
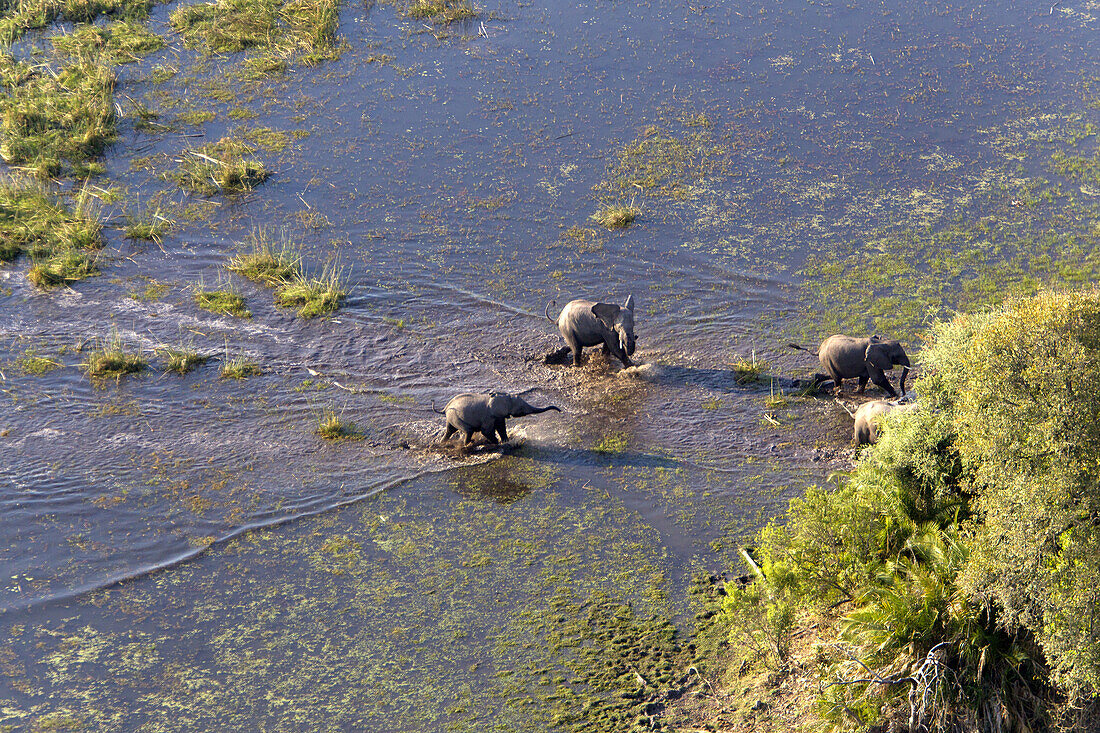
top-left (434, 392), bottom-right (561, 446)
top-left (815, 334), bottom-right (911, 398)
top-left (545, 295), bottom-right (636, 367)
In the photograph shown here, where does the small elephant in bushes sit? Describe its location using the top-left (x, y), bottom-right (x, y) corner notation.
top-left (851, 399), bottom-right (918, 445)
top-left (818, 334), bottom-right (911, 398)
top-left (546, 295), bottom-right (636, 367)
top-left (434, 392), bottom-right (561, 446)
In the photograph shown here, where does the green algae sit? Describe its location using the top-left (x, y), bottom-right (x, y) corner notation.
top-left (0, 459), bottom-right (743, 732)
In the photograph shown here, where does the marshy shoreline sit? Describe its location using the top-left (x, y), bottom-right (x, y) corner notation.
top-left (3, 0), bottom-right (1100, 730)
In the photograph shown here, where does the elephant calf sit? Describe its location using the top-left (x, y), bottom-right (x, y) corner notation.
top-left (546, 295), bottom-right (636, 367)
top-left (434, 392), bottom-right (561, 446)
top-left (818, 334), bottom-right (911, 398)
top-left (852, 400), bottom-right (918, 445)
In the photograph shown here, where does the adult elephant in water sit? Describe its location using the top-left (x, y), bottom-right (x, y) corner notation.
top-left (434, 392), bottom-right (561, 446)
top-left (818, 334), bottom-right (911, 398)
top-left (545, 295), bottom-right (636, 367)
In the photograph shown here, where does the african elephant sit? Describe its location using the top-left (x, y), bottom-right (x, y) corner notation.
top-left (434, 392), bottom-right (561, 446)
top-left (852, 400), bottom-right (918, 445)
top-left (819, 335), bottom-right (910, 398)
top-left (545, 295), bottom-right (636, 367)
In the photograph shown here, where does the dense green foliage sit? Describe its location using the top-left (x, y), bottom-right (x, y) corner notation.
top-left (720, 289), bottom-right (1100, 731)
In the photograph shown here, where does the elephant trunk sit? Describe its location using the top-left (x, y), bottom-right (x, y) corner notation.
top-left (519, 404), bottom-right (561, 416)
top-left (898, 366), bottom-right (910, 396)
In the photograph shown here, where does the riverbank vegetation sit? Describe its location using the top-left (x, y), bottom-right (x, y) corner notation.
top-left (690, 288), bottom-right (1100, 731)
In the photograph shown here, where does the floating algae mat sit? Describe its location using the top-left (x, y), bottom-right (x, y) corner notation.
top-left (1, 0), bottom-right (1099, 729)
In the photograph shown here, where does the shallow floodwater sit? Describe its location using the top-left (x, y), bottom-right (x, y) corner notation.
top-left (2, 0), bottom-right (1099, 729)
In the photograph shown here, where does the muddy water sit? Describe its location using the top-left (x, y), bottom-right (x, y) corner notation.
top-left (2, 0), bottom-right (1099, 729)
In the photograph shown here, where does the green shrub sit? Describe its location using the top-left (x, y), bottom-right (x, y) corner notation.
top-left (714, 289), bottom-right (1100, 731)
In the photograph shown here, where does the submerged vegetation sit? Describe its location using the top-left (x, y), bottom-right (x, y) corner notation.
top-left (707, 289), bottom-right (1100, 731)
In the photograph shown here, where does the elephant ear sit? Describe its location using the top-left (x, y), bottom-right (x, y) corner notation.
top-left (865, 343), bottom-right (892, 371)
top-left (591, 303), bottom-right (621, 329)
top-left (487, 393), bottom-right (512, 417)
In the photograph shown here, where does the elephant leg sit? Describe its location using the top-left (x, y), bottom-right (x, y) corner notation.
top-left (856, 375), bottom-right (868, 394)
top-left (828, 369), bottom-right (845, 394)
top-left (496, 418), bottom-right (509, 443)
top-left (601, 343), bottom-right (610, 356)
top-left (868, 368), bottom-right (898, 398)
top-left (442, 423), bottom-right (457, 441)
top-left (462, 431), bottom-right (475, 446)
top-left (604, 337), bottom-right (633, 367)
top-left (566, 335), bottom-right (584, 366)
top-left (481, 429), bottom-right (499, 445)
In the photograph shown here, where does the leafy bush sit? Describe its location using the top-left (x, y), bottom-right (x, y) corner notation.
top-left (715, 289), bottom-right (1100, 731)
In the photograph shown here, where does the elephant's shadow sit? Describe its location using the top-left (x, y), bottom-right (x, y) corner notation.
top-left (515, 443), bottom-right (680, 470)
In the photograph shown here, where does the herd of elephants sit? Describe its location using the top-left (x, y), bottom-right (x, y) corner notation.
top-left (434, 295), bottom-right (915, 449)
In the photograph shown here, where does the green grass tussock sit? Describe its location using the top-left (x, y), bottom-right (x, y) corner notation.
top-left (712, 288), bottom-right (1100, 731)
top-left (162, 347), bottom-right (207, 374)
top-left (0, 0), bottom-right (152, 44)
top-left (0, 177), bottom-right (103, 284)
top-left (590, 205), bottom-right (638, 229)
top-left (272, 265), bottom-right (346, 318)
top-left (51, 21), bottom-right (165, 63)
top-left (81, 333), bottom-right (146, 379)
top-left (227, 230), bottom-right (347, 317)
top-left (401, 0), bottom-right (477, 23)
top-left (0, 55), bottom-right (117, 178)
top-left (220, 355), bottom-right (261, 379)
top-left (171, 0), bottom-right (341, 63)
top-left (315, 407), bottom-right (361, 440)
top-left (173, 137), bottom-right (270, 194)
top-left (194, 287), bottom-right (250, 318)
top-left (227, 229), bottom-right (301, 284)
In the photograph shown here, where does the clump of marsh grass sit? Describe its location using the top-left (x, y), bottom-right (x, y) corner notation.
top-left (315, 406), bottom-right (361, 440)
top-left (731, 351), bottom-right (767, 385)
top-left (27, 250), bottom-right (99, 287)
top-left (764, 380), bottom-right (789, 409)
top-left (193, 280), bottom-right (251, 318)
top-left (171, 0), bottom-right (340, 62)
top-left (124, 208), bottom-right (174, 242)
top-left (0, 0), bottom-right (154, 45)
top-left (0, 176), bottom-right (102, 255)
top-left (220, 354), bottom-right (261, 379)
top-left (81, 332), bottom-right (146, 380)
top-left (173, 137), bottom-right (270, 194)
top-left (227, 229), bottom-right (301, 284)
top-left (402, 0), bottom-right (477, 23)
top-left (228, 229), bottom-right (347, 317)
top-left (162, 346), bottom-right (208, 374)
top-left (50, 21), bottom-right (164, 63)
top-left (0, 55), bottom-right (117, 178)
top-left (273, 264), bottom-right (347, 318)
top-left (590, 204), bottom-right (639, 229)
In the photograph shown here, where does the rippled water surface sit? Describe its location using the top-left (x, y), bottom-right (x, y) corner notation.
top-left (2, 0), bottom-right (1099, 728)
